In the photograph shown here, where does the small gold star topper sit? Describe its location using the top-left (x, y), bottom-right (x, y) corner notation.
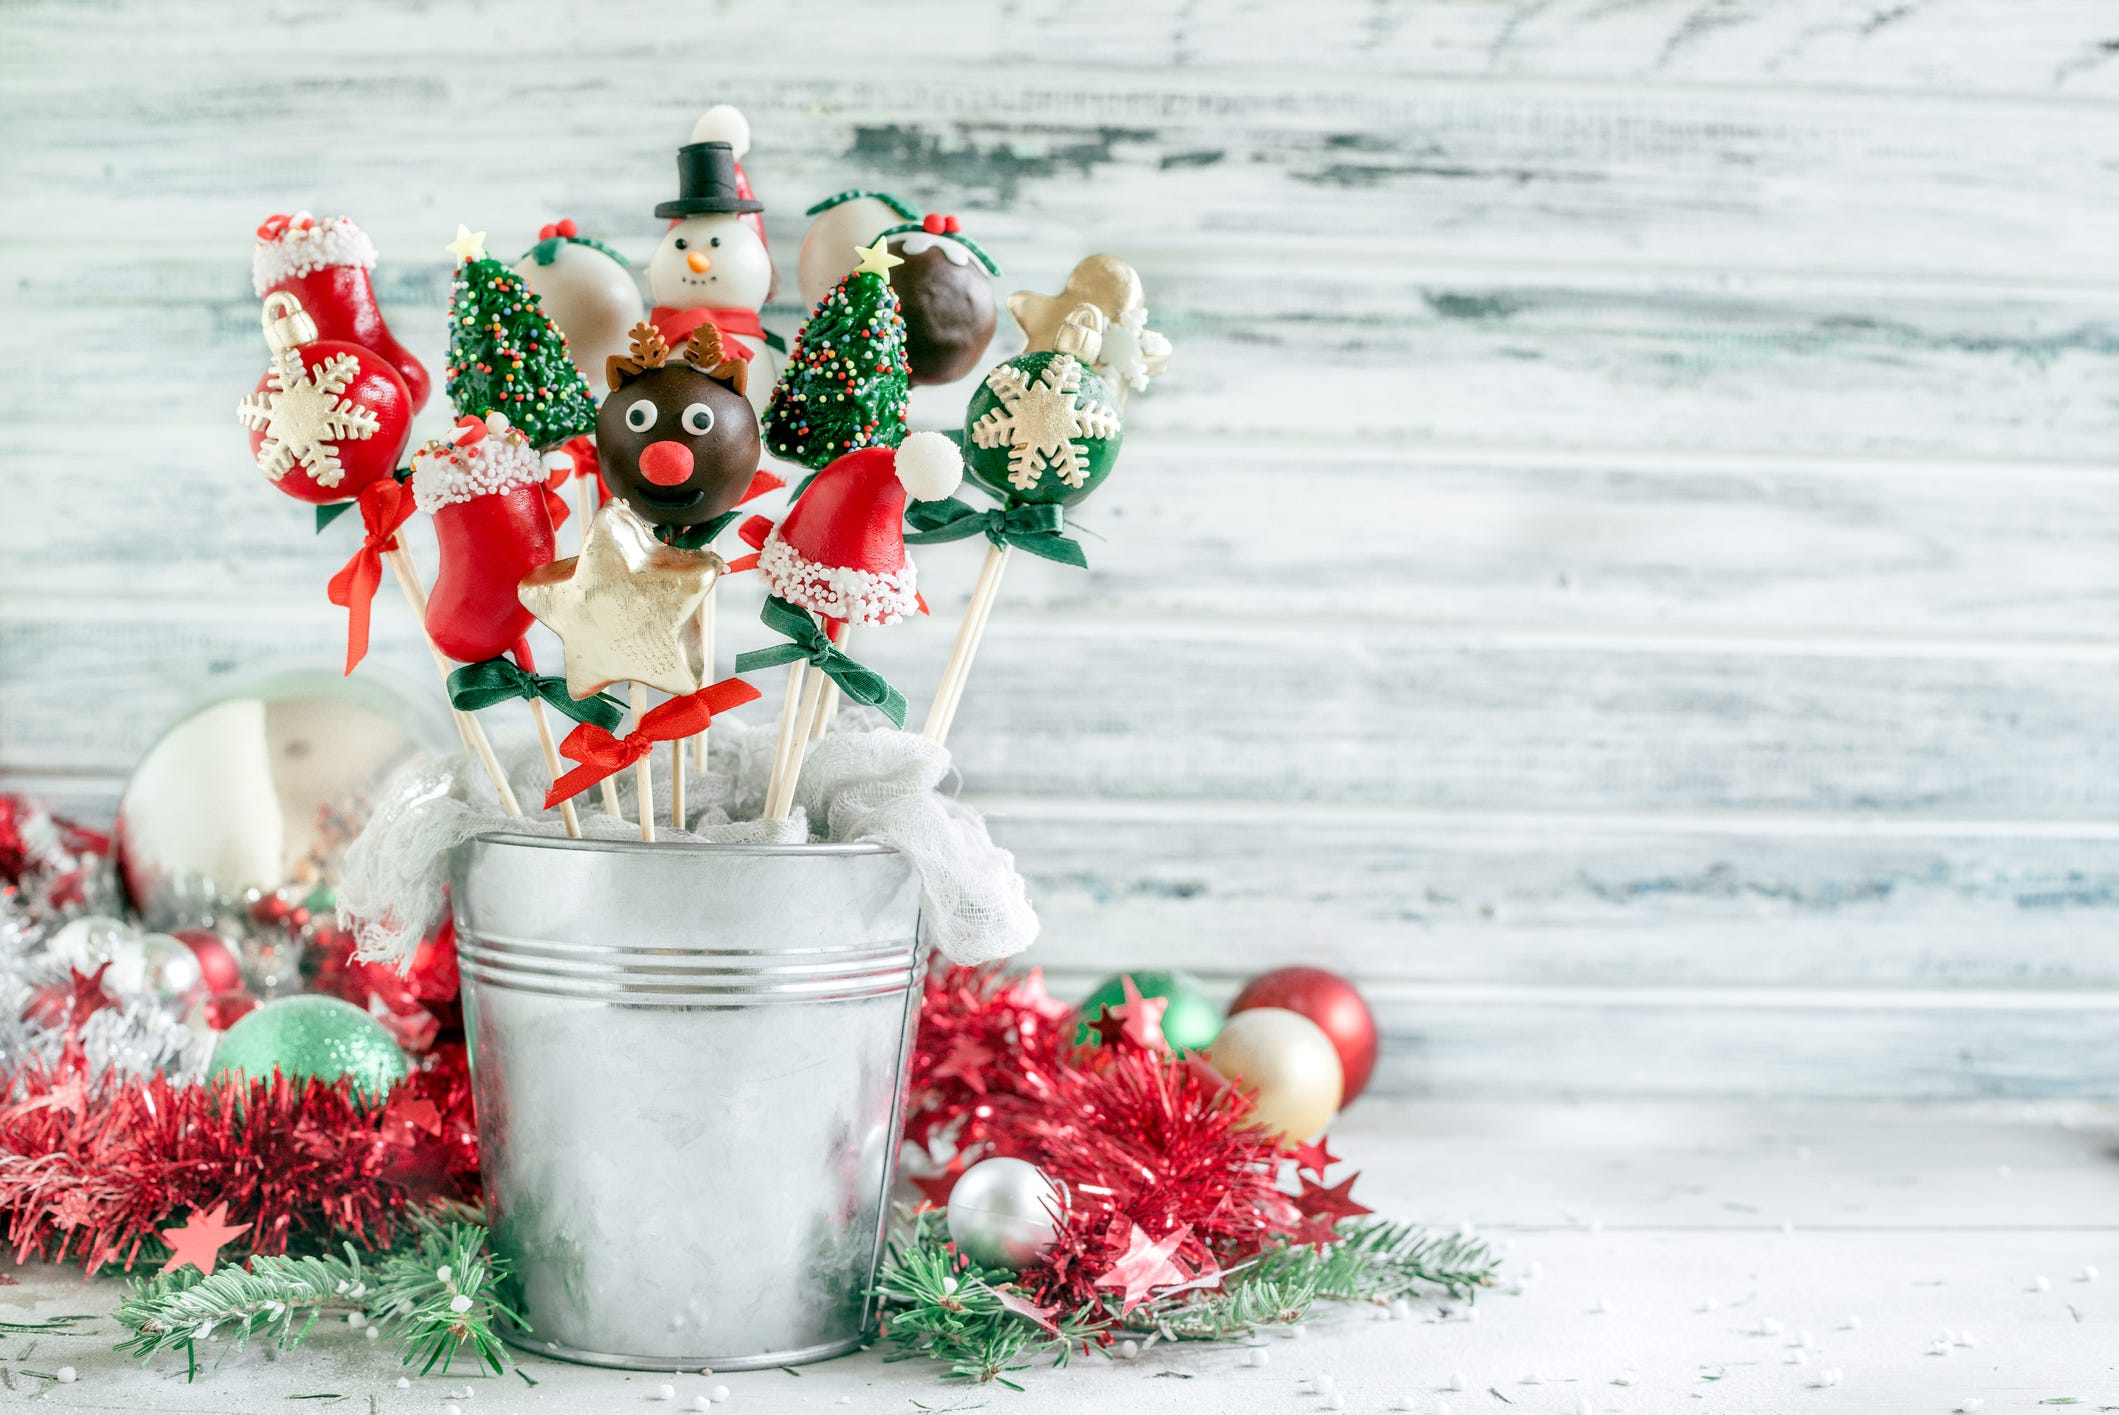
top-left (853, 236), bottom-right (904, 280)
top-left (444, 225), bottom-right (488, 263)
top-left (517, 500), bottom-right (723, 698)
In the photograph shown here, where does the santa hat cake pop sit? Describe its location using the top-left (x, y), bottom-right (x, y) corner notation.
top-left (757, 431), bottom-right (962, 627)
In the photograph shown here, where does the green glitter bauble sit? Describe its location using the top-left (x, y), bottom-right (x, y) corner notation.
top-left (211, 995), bottom-right (408, 1104)
top-left (962, 350), bottom-right (1123, 507)
top-left (1076, 970), bottom-right (1223, 1054)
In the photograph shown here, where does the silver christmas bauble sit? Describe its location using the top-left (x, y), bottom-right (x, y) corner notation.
top-left (947, 1157), bottom-right (1061, 1271)
top-left (115, 672), bottom-right (447, 933)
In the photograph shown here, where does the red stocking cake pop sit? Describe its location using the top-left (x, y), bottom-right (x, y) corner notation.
top-left (414, 412), bottom-right (560, 665)
top-left (252, 212), bottom-right (431, 413)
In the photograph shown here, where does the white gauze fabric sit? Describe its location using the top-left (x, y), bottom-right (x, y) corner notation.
top-left (337, 712), bottom-right (1037, 968)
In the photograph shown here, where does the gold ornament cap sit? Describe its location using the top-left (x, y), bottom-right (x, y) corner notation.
top-left (1051, 303), bottom-right (1107, 364)
top-left (260, 290), bottom-right (319, 353)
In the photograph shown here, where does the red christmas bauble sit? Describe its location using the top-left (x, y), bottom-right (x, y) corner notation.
top-left (1228, 966), bottom-right (1378, 1105)
top-left (241, 338), bottom-right (415, 505)
top-left (170, 927), bottom-right (246, 995)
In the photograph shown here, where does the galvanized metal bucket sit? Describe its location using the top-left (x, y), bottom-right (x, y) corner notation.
top-left (450, 834), bottom-right (925, 1371)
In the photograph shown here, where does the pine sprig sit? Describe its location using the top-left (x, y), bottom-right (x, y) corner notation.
top-left (111, 1213), bottom-right (520, 1380)
top-left (876, 1210), bottom-right (1499, 1383)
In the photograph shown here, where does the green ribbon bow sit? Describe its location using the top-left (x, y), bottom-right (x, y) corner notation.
top-left (732, 597), bottom-right (909, 727)
top-left (446, 657), bottom-right (626, 732)
top-left (660, 509), bottom-right (743, 552)
top-left (903, 497), bottom-right (1087, 568)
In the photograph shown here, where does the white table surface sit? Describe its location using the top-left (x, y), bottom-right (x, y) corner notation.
top-left (4, 1099), bottom-right (2114, 1414)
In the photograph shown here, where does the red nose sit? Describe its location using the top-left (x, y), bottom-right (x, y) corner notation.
top-left (638, 440), bottom-right (695, 486)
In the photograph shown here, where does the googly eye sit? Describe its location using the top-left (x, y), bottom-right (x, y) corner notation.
top-left (709, 236), bottom-right (721, 247)
top-left (673, 238), bottom-right (688, 250)
top-left (680, 402), bottom-right (716, 436)
top-left (624, 398), bottom-right (657, 432)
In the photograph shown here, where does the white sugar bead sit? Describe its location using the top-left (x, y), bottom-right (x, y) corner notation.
top-left (1842, 1314), bottom-right (1861, 1330)
top-left (1956, 1400), bottom-right (1985, 1413)
top-left (1522, 1371), bottom-right (1543, 1385)
top-left (1315, 1374), bottom-right (1335, 1393)
top-left (1796, 1328), bottom-right (1814, 1348)
top-left (444, 1407), bottom-right (462, 1415)
top-left (2081, 1265), bottom-right (2101, 1282)
top-left (396, 1378), bottom-right (410, 1389)
top-left (1698, 1297), bottom-right (1719, 1312)
top-left (363, 1326), bottom-right (380, 1341)
top-left (1789, 1350), bottom-right (1809, 1366)
top-left (1326, 1396), bottom-right (1346, 1412)
top-left (1436, 1403), bottom-right (1452, 1415)
top-left (1448, 1371), bottom-right (1468, 1391)
top-left (54, 1367), bottom-right (76, 1383)
top-left (1756, 1316), bottom-right (1783, 1336)
top-left (709, 1385), bottom-right (731, 1402)
top-left (1614, 1371), bottom-right (1637, 1386)
top-left (1247, 1347), bottom-right (1270, 1367)
top-left (693, 1399), bottom-right (712, 1412)
top-left (1591, 1295), bottom-right (1612, 1313)
top-left (1117, 1340), bottom-right (1139, 1359)
top-left (2032, 1274), bottom-right (2052, 1291)
top-left (658, 1384), bottom-right (677, 1400)
top-left (1574, 1399), bottom-right (1595, 1415)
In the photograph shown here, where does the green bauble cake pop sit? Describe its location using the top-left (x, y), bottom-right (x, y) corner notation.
top-left (962, 303), bottom-right (1123, 507)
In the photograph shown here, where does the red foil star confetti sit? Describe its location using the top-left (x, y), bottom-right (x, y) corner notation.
top-left (158, 1202), bottom-right (253, 1276)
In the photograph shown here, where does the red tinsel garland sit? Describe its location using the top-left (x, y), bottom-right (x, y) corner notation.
top-left (904, 966), bottom-right (1363, 1312)
top-left (0, 1044), bottom-right (479, 1274)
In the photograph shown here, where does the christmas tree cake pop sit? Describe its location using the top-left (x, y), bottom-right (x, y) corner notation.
top-left (762, 239), bottom-right (912, 472)
top-left (251, 212), bottom-right (432, 413)
top-left (878, 212), bottom-right (1000, 386)
top-left (797, 189), bottom-right (917, 309)
top-left (443, 226), bottom-right (597, 450)
top-left (513, 218), bottom-right (645, 394)
top-left (647, 134), bottom-right (778, 414)
top-left (596, 322), bottom-right (760, 531)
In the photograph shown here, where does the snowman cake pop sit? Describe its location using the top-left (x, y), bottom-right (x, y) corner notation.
top-left (514, 219), bottom-right (644, 393)
top-left (647, 138), bottom-right (778, 414)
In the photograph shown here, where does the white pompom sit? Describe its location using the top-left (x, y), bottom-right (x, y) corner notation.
top-left (690, 104), bottom-right (751, 159)
top-left (895, 431), bottom-right (963, 501)
top-left (542, 450), bottom-right (575, 475)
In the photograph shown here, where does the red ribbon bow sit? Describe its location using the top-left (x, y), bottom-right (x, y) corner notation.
top-left (325, 479), bottom-right (415, 676)
top-left (544, 678), bottom-right (763, 809)
top-left (256, 213), bottom-right (294, 241)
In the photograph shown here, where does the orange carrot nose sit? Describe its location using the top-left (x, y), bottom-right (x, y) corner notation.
top-left (686, 251), bottom-right (712, 273)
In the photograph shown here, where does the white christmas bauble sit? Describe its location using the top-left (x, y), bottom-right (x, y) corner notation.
top-left (44, 914), bottom-right (130, 972)
top-left (514, 242), bottom-right (644, 395)
top-left (946, 1157), bottom-right (1061, 1270)
top-left (1206, 1007), bottom-right (1344, 1142)
top-left (647, 214), bottom-right (774, 319)
top-left (796, 196), bottom-right (903, 310)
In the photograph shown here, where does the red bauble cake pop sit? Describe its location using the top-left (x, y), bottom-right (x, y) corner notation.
top-left (237, 292), bottom-right (413, 505)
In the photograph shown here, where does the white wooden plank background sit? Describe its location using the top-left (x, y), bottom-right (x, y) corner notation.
top-left (2, 0), bottom-right (2116, 1097)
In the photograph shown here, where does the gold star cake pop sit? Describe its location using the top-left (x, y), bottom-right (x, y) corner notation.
top-left (517, 498), bottom-right (722, 699)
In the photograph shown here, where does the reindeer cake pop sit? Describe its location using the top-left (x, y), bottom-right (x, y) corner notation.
top-left (595, 322), bottom-right (760, 531)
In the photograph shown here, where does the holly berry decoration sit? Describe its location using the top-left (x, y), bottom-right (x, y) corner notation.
top-left (596, 321), bottom-right (760, 529)
top-left (442, 225), bottom-right (598, 451)
top-left (513, 217), bottom-right (645, 394)
top-left (236, 291), bottom-right (413, 505)
top-left (762, 238), bottom-right (912, 472)
top-left (412, 411), bottom-right (560, 664)
top-left (877, 212), bottom-right (1001, 386)
top-left (1228, 965), bottom-right (1378, 1105)
top-left (963, 305), bottom-right (1123, 506)
top-left (251, 211), bottom-right (431, 413)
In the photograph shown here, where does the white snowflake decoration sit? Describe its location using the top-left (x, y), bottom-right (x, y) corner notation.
top-left (1098, 305), bottom-right (1172, 393)
top-left (236, 347), bottom-right (382, 488)
top-left (969, 353), bottom-right (1122, 493)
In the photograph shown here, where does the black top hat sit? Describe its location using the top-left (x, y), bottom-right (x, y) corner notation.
top-left (654, 141), bottom-right (765, 219)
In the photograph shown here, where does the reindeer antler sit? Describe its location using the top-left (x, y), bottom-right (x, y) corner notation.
top-left (606, 322), bottom-right (671, 391)
top-left (683, 321), bottom-right (750, 400)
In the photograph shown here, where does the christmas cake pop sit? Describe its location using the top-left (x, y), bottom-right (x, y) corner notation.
top-left (1010, 253), bottom-right (1172, 394)
top-left (252, 212), bottom-right (431, 413)
top-left (762, 239), bottom-right (912, 471)
top-left (443, 226), bottom-right (597, 451)
top-left (756, 431), bottom-right (963, 628)
top-left (648, 136), bottom-right (778, 414)
top-left (596, 322), bottom-right (759, 530)
top-left (690, 105), bottom-right (774, 298)
top-left (797, 189), bottom-right (917, 309)
top-left (413, 412), bottom-right (560, 665)
top-left (513, 219), bottom-right (645, 393)
top-left (965, 304), bottom-right (1124, 505)
top-left (876, 213), bottom-right (1000, 386)
top-left (237, 291), bottom-right (413, 505)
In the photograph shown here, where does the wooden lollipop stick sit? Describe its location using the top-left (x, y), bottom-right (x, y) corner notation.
top-left (690, 592), bottom-right (715, 776)
top-left (629, 684), bottom-right (655, 843)
top-left (808, 623), bottom-right (848, 743)
top-left (760, 660), bottom-right (810, 821)
top-left (572, 467), bottom-right (622, 822)
top-left (384, 547), bottom-right (523, 816)
top-left (670, 716), bottom-right (686, 833)
top-left (525, 696), bottom-right (583, 839)
top-left (923, 543), bottom-right (1012, 747)
top-left (772, 659), bottom-right (833, 818)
